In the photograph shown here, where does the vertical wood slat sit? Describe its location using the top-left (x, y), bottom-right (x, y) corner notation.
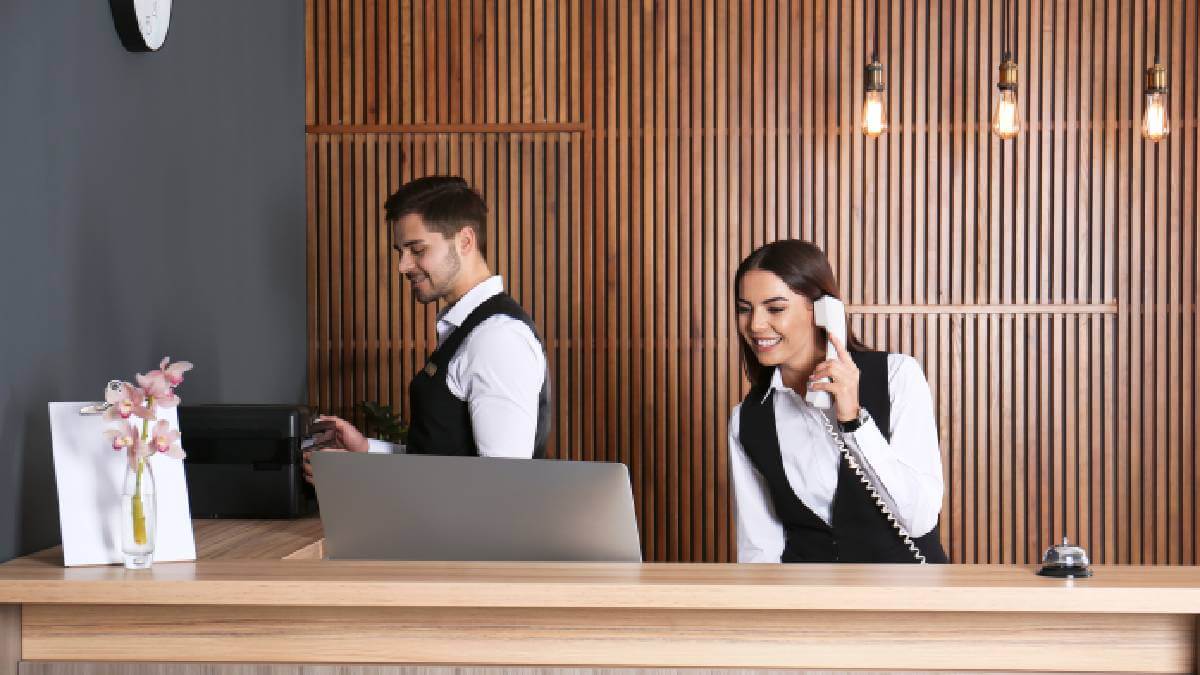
top-left (307, 0), bottom-right (1199, 563)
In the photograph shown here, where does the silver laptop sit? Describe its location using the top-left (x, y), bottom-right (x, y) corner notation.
top-left (310, 452), bottom-right (642, 562)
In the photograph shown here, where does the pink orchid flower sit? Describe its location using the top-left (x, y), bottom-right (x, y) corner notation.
top-left (159, 357), bottom-right (193, 387)
top-left (103, 421), bottom-right (140, 452)
top-left (127, 436), bottom-right (154, 470)
top-left (136, 370), bottom-right (180, 408)
top-left (103, 382), bottom-right (153, 421)
top-left (148, 420), bottom-right (186, 460)
top-left (104, 423), bottom-right (153, 469)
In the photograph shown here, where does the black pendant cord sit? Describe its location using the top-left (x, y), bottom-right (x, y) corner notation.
top-left (1010, 0), bottom-right (1016, 63)
top-left (1155, 0), bottom-right (1161, 63)
top-left (871, 0), bottom-right (880, 62)
top-left (999, 0), bottom-right (1005, 59)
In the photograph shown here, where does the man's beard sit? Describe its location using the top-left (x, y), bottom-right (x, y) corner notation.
top-left (412, 247), bottom-right (462, 304)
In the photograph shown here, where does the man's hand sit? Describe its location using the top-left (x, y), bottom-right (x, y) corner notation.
top-left (302, 415), bottom-right (369, 484)
top-left (309, 415), bottom-right (370, 453)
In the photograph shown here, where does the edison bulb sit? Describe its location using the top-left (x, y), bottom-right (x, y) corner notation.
top-left (862, 90), bottom-right (887, 137)
top-left (1142, 91), bottom-right (1169, 141)
top-left (992, 89), bottom-right (1019, 139)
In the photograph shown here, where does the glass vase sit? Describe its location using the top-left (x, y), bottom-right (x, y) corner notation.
top-left (120, 457), bottom-right (157, 569)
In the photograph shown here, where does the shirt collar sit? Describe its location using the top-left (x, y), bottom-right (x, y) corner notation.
top-left (759, 368), bottom-right (788, 404)
top-left (437, 275), bottom-right (505, 329)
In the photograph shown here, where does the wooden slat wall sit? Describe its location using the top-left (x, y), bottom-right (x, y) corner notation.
top-left (306, 0), bottom-right (1200, 564)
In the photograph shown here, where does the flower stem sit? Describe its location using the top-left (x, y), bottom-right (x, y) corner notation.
top-left (131, 458), bottom-right (147, 545)
top-left (132, 396), bottom-right (154, 547)
top-left (140, 397), bottom-right (153, 440)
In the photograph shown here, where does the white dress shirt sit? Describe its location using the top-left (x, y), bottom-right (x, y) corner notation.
top-left (370, 276), bottom-right (546, 458)
top-left (728, 354), bottom-right (944, 563)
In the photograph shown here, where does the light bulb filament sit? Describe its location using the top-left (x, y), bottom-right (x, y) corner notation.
top-left (993, 89), bottom-right (1019, 139)
top-left (862, 92), bottom-right (887, 137)
top-left (1143, 91), bottom-right (1169, 141)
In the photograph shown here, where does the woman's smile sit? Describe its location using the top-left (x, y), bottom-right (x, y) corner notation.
top-left (751, 336), bottom-right (783, 352)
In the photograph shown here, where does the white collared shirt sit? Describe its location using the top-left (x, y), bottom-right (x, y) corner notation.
top-left (727, 354), bottom-right (944, 563)
top-left (371, 275), bottom-right (546, 458)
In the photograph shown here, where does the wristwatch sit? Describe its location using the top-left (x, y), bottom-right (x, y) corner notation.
top-left (839, 408), bottom-right (871, 433)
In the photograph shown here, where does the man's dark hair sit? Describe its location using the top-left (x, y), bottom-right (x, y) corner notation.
top-left (385, 176), bottom-right (488, 256)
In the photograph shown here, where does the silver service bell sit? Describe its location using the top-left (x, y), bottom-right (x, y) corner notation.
top-left (1036, 537), bottom-right (1093, 578)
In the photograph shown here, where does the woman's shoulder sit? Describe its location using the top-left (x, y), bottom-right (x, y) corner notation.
top-left (854, 349), bottom-right (927, 387)
top-left (883, 351), bottom-right (921, 371)
top-left (728, 401), bottom-right (743, 438)
top-left (880, 352), bottom-right (931, 397)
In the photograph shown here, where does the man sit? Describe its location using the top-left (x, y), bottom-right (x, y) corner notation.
top-left (304, 176), bottom-right (549, 477)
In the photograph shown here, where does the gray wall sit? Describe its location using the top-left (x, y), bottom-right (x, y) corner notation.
top-left (0, 1), bottom-right (306, 561)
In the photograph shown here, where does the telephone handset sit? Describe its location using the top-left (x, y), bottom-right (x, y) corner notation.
top-left (806, 295), bottom-right (847, 408)
top-left (805, 294), bottom-right (926, 563)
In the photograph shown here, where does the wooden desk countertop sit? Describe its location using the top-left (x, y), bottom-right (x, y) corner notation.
top-left (1, 519), bottom-right (1198, 614)
top-left (3, 520), bottom-right (1199, 672)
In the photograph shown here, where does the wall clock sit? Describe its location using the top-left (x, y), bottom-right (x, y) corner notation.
top-left (110, 0), bottom-right (172, 52)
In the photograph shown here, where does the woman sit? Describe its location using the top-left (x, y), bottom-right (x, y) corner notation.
top-left (729, 240), bottom-right (947, 563)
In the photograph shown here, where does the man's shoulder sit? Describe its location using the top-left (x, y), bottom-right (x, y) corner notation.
top-left (459, 314), bottom-right (544, 364)
top-left (471, 313), bottom-right (539, 340)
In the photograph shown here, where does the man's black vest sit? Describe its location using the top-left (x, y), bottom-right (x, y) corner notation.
top-left (738, 351), bottom-right (948, 563)
top-left (406, 293), bottom-right (550, 458)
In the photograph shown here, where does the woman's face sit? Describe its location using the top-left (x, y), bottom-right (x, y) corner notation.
top-left (736, 269), bottom-right (818, 369)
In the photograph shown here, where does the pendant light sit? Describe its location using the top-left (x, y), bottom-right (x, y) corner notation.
top-left (992, 0), bottom-right (1019, 139)
top-left (862, 0), bottom-right (887, 137)
top-left (1143, 0), bottom-right (1169, 141)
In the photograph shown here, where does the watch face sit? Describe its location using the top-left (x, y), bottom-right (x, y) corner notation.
top-left (133, 0), bottom-right (171, 50)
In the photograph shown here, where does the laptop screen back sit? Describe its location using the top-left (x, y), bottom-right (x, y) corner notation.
top-left (310, 452), bottom-right (642, 562)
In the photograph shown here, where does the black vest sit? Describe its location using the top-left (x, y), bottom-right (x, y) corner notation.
top-left (738, 351), bottom-right (948, 563)
top-left (406, 293), bottom-right (550, 458)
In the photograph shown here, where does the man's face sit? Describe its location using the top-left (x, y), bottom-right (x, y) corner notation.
top-left (392, 213), bottom-right (463, 304)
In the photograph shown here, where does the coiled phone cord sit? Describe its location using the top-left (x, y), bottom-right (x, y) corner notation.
top-left (821, 415), bottom-right (926, 564)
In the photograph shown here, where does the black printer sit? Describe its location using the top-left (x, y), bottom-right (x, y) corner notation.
top-left (178, 404), bottom-right (316, 518)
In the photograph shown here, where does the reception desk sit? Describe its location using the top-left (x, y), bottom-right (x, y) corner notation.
top-left (1, 520), bottom-right (1198, 674)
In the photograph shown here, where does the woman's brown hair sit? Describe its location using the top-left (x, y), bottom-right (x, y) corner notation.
top-left (734, 240), bottom-right (870, 387)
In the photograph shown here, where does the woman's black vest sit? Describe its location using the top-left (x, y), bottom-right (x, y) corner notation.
top-left (738, 351), bottom-right (948, 563)
top-left (405, 293), bottom-right (550, 458)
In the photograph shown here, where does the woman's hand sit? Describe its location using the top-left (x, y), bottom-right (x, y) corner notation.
top-left (302, 415), bottom-right (369, 484)
top-left (808, 334), bottom-right (861, 423)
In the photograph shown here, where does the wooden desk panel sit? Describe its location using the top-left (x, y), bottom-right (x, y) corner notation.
top-left (0, 605), bottom-right (16, 675)
top-left (19, 605), bottom-right (1194, 672)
